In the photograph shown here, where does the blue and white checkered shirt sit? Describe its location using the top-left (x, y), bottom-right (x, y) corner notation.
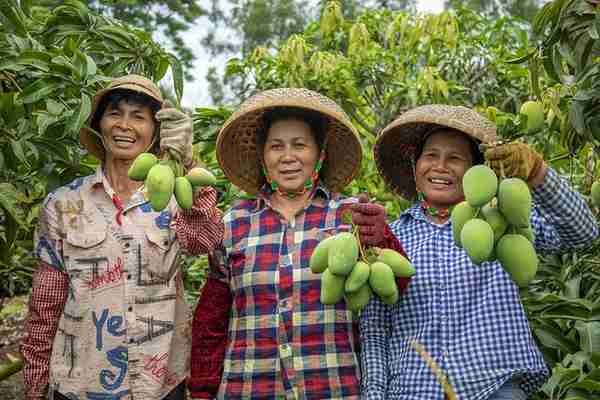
top-left (360, 168), bottom-right (599, 400)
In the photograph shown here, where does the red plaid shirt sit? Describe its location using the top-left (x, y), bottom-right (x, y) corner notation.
top-left (193, 186), bottom-right (362, 399)
top-left (20, 169), bottom-right (223, 400)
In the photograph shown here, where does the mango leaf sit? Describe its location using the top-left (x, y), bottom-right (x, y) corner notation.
top-left (67, 93), bottom-right (91, 134)
top-left (20, 78), bottom-right (62, 104)
top-left (576, 321), bottom-right (600, 354)
top-left (0, 183), bottom-right (27, 229)
top-left (167, 53), bottom-right (183, 105)
top-left (535, 325), bottom-right (579, 353)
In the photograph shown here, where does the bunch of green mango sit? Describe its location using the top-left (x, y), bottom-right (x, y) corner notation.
top-left (128, 152), bottom-right (217, 211)
top-left (310, 231), bottom-right (415, 313)
top-left (451, 164), bottom-right (538, 287)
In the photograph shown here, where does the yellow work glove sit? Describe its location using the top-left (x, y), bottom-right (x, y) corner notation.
top-left (484, 142), bottom-right (544, 183)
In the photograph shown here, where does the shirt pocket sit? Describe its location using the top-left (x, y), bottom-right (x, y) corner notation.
top-left (64, 226), bottom-right (108, 300)
top-left (143, 226), bottom-right (179, 280)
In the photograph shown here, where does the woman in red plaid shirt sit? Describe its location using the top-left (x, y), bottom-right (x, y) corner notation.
top-left (20, 75), bottom-right (223, 400)
top-left (188, 88), bottom-right (410, 399)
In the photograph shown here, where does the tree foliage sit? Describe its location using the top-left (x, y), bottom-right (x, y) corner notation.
top-left (31, 0), bottom-right (206, 79)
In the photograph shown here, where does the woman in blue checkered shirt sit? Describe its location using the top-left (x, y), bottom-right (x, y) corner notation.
top-left (359, 105), bottom-right (598, 400)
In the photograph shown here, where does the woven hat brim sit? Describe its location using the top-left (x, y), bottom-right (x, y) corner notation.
top-left (217, 94), bottom-right (362, 195)
top-left (79, 78), bottom-right (163, 160)
top-left (374, 105), bottom-right (497, 200)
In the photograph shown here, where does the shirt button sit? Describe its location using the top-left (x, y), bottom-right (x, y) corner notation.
top-left (124, 242), bottom-right (130, 248)
top-left (128, 306), bottom-right (133, 312)
top-left (443, 350), bottom-right (449, 358)
top-left (127, 274), bottom-right (132, 280)
top-left (129, 338), bottom-right (135, 344)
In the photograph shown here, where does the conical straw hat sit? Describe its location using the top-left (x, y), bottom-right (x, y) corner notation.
top-left (374, 104), bottom-right (497, 200)
top-left (216, 88), bottom-right (363, 195)
top-left (80, 74), bottom-right (163, 160)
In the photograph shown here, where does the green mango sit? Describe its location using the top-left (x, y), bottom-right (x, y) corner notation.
top-left (496, 234), bottom-right (539, 288)
top-left (380, 286), bottom-right (399, 305)
top-left (320, 269), bottom-right (346, 305)
top-left (146, 164), bottom-right (175, 211)
top-left (328, 232), bottom-right (359, 276)
top-left (369, 261), bottom-right (397, 298)
top-left (463, 165), bottom-right (498, 207)
top-left (376, 249), bottom-right (415, 278)
top-left (481, 203), bottom-right (508, 243)
top-left (185, 167), bottom-right (217, 187)
top-left (309, 235), bottom-right (335, 274)
top-left (460, 218), bottom-right (494, 265)
top-left (345, 284), bottom-right (372, 312)
top-left (450, 201), bottom-right (477, 248)
top-left (516, 225), bottom-right (535, 243)
top-left (345, 261), bottom-right (371, 293)
top-left (498, 178), bottom-right (531, 228)
top-left (174, 176), bottom-right (193, 209)
top-left (128, 152), bottom-right (158, 181)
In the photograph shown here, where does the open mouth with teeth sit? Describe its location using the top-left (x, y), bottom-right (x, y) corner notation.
top-left (428, 177), bottom-right (452, 186)
top-left (113, 135), bottom-right (136, 144)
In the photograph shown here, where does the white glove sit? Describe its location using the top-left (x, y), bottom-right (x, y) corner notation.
top-left (156, 102), bottom-right (194, 168)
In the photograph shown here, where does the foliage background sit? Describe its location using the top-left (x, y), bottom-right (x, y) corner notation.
top-left (1, 0), bottom-right (600, 398)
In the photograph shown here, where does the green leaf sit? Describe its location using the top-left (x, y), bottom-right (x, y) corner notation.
top-left (535, 325), bottom-right (579, 353)
top-left (576, 321), bottom-right (600, 354)
top-left (67, 93), bottom-right (91, 134)
top-left (0, 183), bottom-right (27, 229)
top-left (569, 101), bottom-right (586, 135)
top-left (0, 0), bottom-right (28, 36)
top-left (168, 54), bottom-right (183, 105)
top-left (20, 79), bottom-right (62, 104)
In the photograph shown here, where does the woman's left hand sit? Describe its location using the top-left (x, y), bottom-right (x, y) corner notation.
top-left (350, 194), bottom-right (387, 247)
top-left (157, 102), bottom-right (194, 168)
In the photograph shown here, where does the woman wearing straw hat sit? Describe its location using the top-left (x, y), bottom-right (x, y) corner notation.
top-left (20, 74), bottom-right (223, 400)
top-left (359, 104), bottom-right (598, 399)
top-left (188, 88), bottom-right (409, 399)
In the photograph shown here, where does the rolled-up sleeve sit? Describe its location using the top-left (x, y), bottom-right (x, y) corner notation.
top-left (174, 187), bottom-right (224, 255)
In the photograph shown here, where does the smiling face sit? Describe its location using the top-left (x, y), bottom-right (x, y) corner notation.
top-left (263, 118), bottom-right (320, 194)
top-left (415, 129), bottom-right (475, 209)
top-left (99, 99), bottom-right (156, 162)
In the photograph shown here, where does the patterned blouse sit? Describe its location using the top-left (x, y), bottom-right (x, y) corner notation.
top-left (20, 167), bottom-right (223, 399)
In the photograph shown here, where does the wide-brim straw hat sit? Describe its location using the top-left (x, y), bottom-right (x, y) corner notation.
top-left (216, 88), bottom-right (363, 195)
top-left (374, 104), bottom-right (497, 201)
top-left (80, 74), bottom-right (163, 160)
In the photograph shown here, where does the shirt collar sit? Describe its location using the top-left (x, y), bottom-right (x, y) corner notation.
top-left (253, 182), bottom-right (331, 212)
top-left (403, 201), bottom-right (452, 226)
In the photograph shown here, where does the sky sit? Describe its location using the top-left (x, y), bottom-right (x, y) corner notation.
top-left (168, 0), bottom-right (445, 108)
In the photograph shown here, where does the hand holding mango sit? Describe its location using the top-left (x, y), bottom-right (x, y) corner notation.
top-left (309, 219), bottom-right (415, 312)
top-left (451, 164), bottom-right (538, 287)
top-left (349, 193), bottom-right (387, 247)
top-left (127, 103), bottom-right (216, 211)
top-left (483, 141), bottom-right (544, 185)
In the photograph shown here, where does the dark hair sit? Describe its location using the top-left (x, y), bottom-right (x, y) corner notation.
top-left (90, 88), bottom-right (162, 133)
top-left (90, 88), bottom-right (162, 154)
top-left (415, 128), bottom-right (484, 165)
top-left (257, 107), bottom-right (328, 150)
